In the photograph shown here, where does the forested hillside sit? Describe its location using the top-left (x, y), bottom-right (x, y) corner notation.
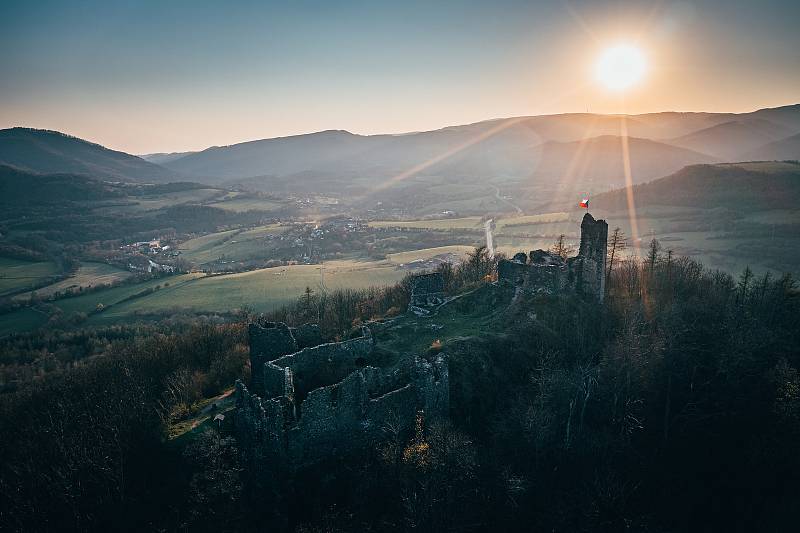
top-left (592, 161), bottom-right (800, 211)
top-left (1, 250), bottom-right (798, 532)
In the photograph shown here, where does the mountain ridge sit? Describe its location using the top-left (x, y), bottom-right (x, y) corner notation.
top-left (0, 127), bottom-right (180, 183)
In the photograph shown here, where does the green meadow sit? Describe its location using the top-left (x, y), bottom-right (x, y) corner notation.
top-left (0, 258), bottom-right (60, 296)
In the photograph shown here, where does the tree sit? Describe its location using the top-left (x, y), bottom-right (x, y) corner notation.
top-left (300, 286), bottom-right (316, 322)
top-left (465, 245), bottom-right (492, 283)
top-left (606, 227), bottom-right (628, 279)
top-left (737, 266), bottom-right (754, 304)
top-left (550, 234), bottom-right (575, 260)
top-left (646, 238), bottom-right (661, 270)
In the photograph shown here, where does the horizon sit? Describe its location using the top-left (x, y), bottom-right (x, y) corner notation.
top-left (5, 101), bottom-right (799, 157)
top-left (2, 0), bottom-right (799, 153)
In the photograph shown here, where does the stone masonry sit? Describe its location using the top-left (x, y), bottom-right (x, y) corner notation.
top-left (235, 321), bottom-right (449, 469)
top-left (497, 213), bottom-right (608, 301)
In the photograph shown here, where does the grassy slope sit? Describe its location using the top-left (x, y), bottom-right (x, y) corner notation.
top-left (13, 262), bottom-right (132, 301)
top-left (0, 308), bottom-right (49, 337)
top-left (0, 258), bottom-right (60, 296)
top-left (206, 197), bottom-right (282, 212)
top-left (177, 225), bottom-right (285, 264)
top-left (369, 212), bottom-right (569, 232)
top-left (100, 260), bottom-right (404, 317)
top-left (53, 273), bottom-right (203, 316)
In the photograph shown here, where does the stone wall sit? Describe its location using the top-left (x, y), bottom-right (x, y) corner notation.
top-left (270, 326), bottom-right (374, 400)
top-left (291, 323), bottom-right (323, 349)
top-left (410, 272), bottom-right (445, 306)
top-left (235, 357), bottom-right (448, 468)
top-left (235, 321), bottom-right (449, 470)
top-left (249, 322), bottom-right (298, 391)
top-left (497, 213), bottom-right (608, 301)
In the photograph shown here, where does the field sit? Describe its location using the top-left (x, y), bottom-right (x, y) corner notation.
top-left (93, 188), bottom-right (225, 213)
top-left (206, 196), bottom-right (283, 212)
top-left (593, 205), bottom-right (800, 275)
top-left (178, 225), bottom-right (284, 264)
top-left (14, 262), bottom-right (132, 301)
top-left (372, 204), bottom-right (800, 277)
top-left (386, 245), bottom-right (474, 265)
top-left (53, 273), bottom-right (204, 317)
top-left (0, 258), bottom-right (410, 334)
top-left (95, 259), bottom-right (406, 319)
top-left (0, 258), bottom-right (60, 296)
top-left (0, 307), bottom-right (49, 337)
top-left (370, 212), bottom-right (571, 233)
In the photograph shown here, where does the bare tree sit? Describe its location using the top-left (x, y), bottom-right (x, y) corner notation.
top-left (646, 238), bottom-right (661, 270)
top-left (606, 227), bottom-right (627, 280)
top-left (550, 234), bottom-right (575, 260)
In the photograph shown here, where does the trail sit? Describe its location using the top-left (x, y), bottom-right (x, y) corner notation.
top-left (493, 186), bottom-right (523, 215)
top-left (484, 219), bottom-right (495, 259)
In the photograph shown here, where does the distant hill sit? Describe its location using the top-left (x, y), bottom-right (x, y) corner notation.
top-left (529, 135), bottom-right (716, 187)
top-left (592, 161), bottom-right (800, 212)
top-left (5, 104), bottom-right (798, 191)
top-left (667, 119), bottom-right (794, 160)
top-left (0, 164), bottom-right (123, 204)
top-left (745, 132), bottom-right (800, 161)
top-left (160, 116), bottom-right (719, 182)
top-left (743, 103), bottom-right (800, 132)
top-left (0, 128), bottom-right (179, 182)
top-left (140, 151), bottom-right (197, 165)
top-left (159, 104), bottom-right (799, 185)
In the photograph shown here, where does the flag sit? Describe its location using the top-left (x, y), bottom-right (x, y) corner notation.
top-left (579, 197), bottom-right (589, 208)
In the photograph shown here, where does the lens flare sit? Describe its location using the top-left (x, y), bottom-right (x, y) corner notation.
top-left (595, 44), bottom-right (646, 90)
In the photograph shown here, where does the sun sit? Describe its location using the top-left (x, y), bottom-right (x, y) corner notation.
top-left (595, 44), bottom-right (647, 91)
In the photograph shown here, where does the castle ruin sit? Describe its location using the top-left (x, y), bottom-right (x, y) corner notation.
top-left (235, 320), bottom-right (449, 468)
top-left (498, 213), bottom-right (608, 301)
top-left (234, 214), bottom-right (606, 471)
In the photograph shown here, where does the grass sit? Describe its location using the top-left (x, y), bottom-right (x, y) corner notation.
top-left (494, 212), bottom-right (571, 228)
top-left (94, 188), bottom-right (224, 214)
top-left (97, 259), bottom-right (406, 317)
top-left (0, 258), bottom-right (60, 296)
top-left (369, 212), bottom-right (570, 232)
top-left (53, 273), bottom-right (203, 317)
top-left (178, 225), bottom-right (285, 264)
top-left (370, 217), bottom-right (485, 231)
top-left (178, 229), bottom-right (241, 263)
top-left (386, 246), bottom-right (474, 265)
top-left (0, 307), bottom-right (49, 337)
top-left (0, 255), bottom-right (415, 333)
top-left (206, 197), bottom-right (283, 212)
top-left (14, 262), bottom-right (132, 301)
top-left (376, 283), bottom-right (513, 355)
top-left (168, 388), bottom-right (236, 442)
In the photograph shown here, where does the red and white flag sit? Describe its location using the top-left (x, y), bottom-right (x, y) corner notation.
top-left (579, 196), bottom-right (589, 208)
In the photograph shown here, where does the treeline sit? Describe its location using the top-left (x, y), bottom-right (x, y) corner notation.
top-left (238, 251), bottom-right (800, 531)
top-left (261, 246), bottom-right (499, 337)
top-left (592, 162), bottom-right (800, 212)
top-left (1, 246), bottom-right (798, 531)
top-left (0, 323), bottom-right (248, 532)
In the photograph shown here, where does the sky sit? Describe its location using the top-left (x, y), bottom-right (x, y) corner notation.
top-left (1, 0), bottom-right (799, 154)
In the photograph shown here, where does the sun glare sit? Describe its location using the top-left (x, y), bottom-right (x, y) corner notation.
top-left (595, 44), bottom-right (646, 91)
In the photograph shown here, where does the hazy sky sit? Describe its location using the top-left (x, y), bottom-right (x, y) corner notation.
top-left (2, 0), bottom-right (799, 154)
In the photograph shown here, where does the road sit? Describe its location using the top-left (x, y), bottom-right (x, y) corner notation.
top-left (492, 186), bottom-right (523, 215)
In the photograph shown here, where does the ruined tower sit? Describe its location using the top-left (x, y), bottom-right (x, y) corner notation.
top-left (496, 212), bottom-right (608, 301)
top-left (574, 213), bottom-right (608, 301)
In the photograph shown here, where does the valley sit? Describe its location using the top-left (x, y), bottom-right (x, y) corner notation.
top-left (1, 110), bottom-right (799, 338)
